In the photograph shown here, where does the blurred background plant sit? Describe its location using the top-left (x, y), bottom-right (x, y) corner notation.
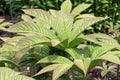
top-left (95, 62), bottom-right (117, 80)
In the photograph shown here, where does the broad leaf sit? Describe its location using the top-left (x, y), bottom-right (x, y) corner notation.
top-left (34, 64), bottom-right (59, 76)
top-left (35, 55), bottom-right (73, 80)
top-left (76, 14), bottom-right (95, 19)
top-left (0, 57), bottom-right (19, 68)
top-left (97, 38), bottom-right (119, 46)
top-left (68, 37), bottom-right (85, 47)
top-left (61, 0), bottom-right (72, 13)
top-left (53, 64), bottom-right (73, 80)
top-left (0, 36), bottom-right (24, 52)
top-left (0, 43), bottom-right (18, 52)
top-left (0, 67), bottom-right (19, 80)
top-left (9, 75), bottom-right (35, 80)
top-left (51, 39), bottom-right (60, 47)
top-left (13, 48), bottom-right (30, 64)
top-left (37, 55), bottom-right (73, 64)
top-left (0, 67), bottom-right (35, 80)
top-left (79, 34), bottom-right (99, 44)
top-left (72, 4), bottom-right (91, 17)
top-left (99, 53), bottom-right (120, 64)
top-left (8, 21), bottom-right (58, 40)
top-left (16, 35), bottom-right (50, 49)
top-left (65, 48), bottom-right (81, 59)
top-left (0, 22), bottom-right (12, 28)
top-left (74, 58), bottom-right (91, 76)
top-left (1, 36), bottom-right (24, 44)
top-left (21, 14), bottom-right (33, 22)
top-left (52, 11), bottom-right (73, 41)
top-left (87, 33), bottom-right (119, 46)
top-left (23, 9), bottom-right (53, 26)
top-left (69, 17), bottom-right (108, 42)
top-left (0, 19), bottom-right (12, 30)
top-left (49, 9), bottom-right (57, 17)
top-left (92, 45), bottom-right (117, 59)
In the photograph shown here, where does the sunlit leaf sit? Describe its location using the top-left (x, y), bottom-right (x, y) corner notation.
top-left (61, 0), bottom-right (72, 13)
top-left (37, 55), bottom-right (73, 64)
top-left (53, 64), bottom-right (73, 80)
top-left (72, 4), bottom-right (91, 17)
top-left (74, 58), bottom-right (91, 76)
top-left (69, 17), bottom-right (108, 42)
top-left (0, 67), bottom-right (35, 80)
top-left (34, 64), bottom-right (59, 76)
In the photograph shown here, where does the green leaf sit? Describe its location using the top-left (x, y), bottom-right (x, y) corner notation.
top-left (51, 39), bottom-right (60, 47)
top-left (74, 58), bottom-right (91, 76)
top-left (0, 18), bottom-right (12, 28)
top-left (0, 57), bottom-right (19, 69)
top-left (68, 37), bottom-right (85, 47)
top-left (65, 48), bottom-right (81, 59)
top-left (69, 17), bottom-right (108, 42)
top-left (1, 36), bottom-right (24, 43)
top-left (8, 21), bottom-right (58, 40)
top-left (61, 0), bottom-right (72, 13)
top-left (80, 33), bottom-right (119, 46)
top-left (16, 35), bottom-right (50, 49)
top-left (0, 36), bottom-right (24, 52)
top-left (35, 55), bottom-right (73, 80)
top-left (52, 11), bottom-right (73, 41)
top-left (0, 67), bottom-right (35, 80)
top-left (0, 43), bottom-right (18, 52)
top-left (96, 62), bottom-right (117, 77)
top-left (97, 38), bottom-right (119, 46)
top-left (92, 45), bottom-right (117, 59)
top-left (88, 33), bottom-right (113, 40)
top-left (0, 22), bottom-right (12, 28)
top-left (0, 19), bottom-right (12, 30)
top-left (33, 18), bottom-right (51, 29)
top-left (105, 51), bottom-right (120, 56)
top-left (79, 45), bottom-right (97, 58)
top-left (49, 9), bottom-right (57, 17)
top-left (21, 14), bottom-right (33, 22)
top-left (53, 64), bottom-right (73, 80)
top-left (36, 55), bottom-right (73, 64)
top-left (79, 34), bottom-right (99, 44)
top-left (99, 53), bottom-right (120, 64)
top-left (72, 4), bottom-right (91, 17)
top-left (13, 48), bottom-right (30, 64)
top-left (23, 9), bottom-right (53, 25)
top-left (0, 51), bottom-right (15, 60)
top-left (34, 64), bottom-right (59, 76)
top-left (0, 67), bottom-right (19, 80)
top-left (10, 75), bottom-right (35, 80)
top-left (76, 14), bottom-right (95, 19)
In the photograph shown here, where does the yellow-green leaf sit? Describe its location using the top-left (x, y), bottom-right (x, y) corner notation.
top-left (34, 64), bottom-right (59, 76)
top-left (61, 0), bottom-right (72, 13)
top-left (53, 64), bottom-right (73, 80)
top-left (72, 4), bottom-right (91, 17)
top-left (74, 58), bottom-right (91, 76)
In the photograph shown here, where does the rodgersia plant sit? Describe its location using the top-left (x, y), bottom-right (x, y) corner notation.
top-left (0, 0), bottom-right (120, 80)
